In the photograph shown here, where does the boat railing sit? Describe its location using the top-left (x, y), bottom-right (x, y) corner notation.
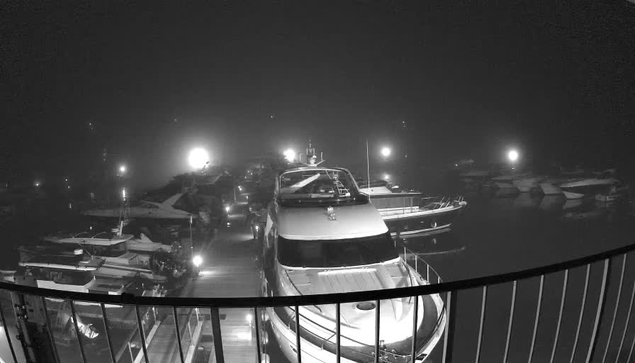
top-left (3, 241), bottom-right (635, 362)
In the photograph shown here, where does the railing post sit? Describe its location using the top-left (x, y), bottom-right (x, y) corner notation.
top-left (615, 277), bottom-right (635, 363)
top-left (571, 264), bottom-right (592, 363)
top-left (0, 296), bottom-right (18, 363)
top-left (601, 255), bottom-right (626, 363)
top-left (210, 307), bottom-right (225, 363)
top-left (253, 307), bottom-right (262, 363)
top-left (585, 258), bottom-right (612, 363)
top-left (172, 307), bottom-right (185, 363)
top-left (39, 297), bottom-right (60, 363)
top-left (503, 280), bottom-right (518, 363)
top-left (295, 305), bottom-right (302, 363)
top-left (336, 303), bottom-right (341, 363)
top-left (475, 286), bottom-right (487, 363)
top-left (410, 295), bottom-right (419, 361)
top-left (99, 303), bottom-right (116, 363)
top-left (134, 305), bottom-right (150, 363)
top-left (442, 290), bottom-right (457, 363)
top-left (374, 299), bottom-right (381, 363)
top-left (550, 269), bottom-right (569, 363)
top-left (528, 275), bottom-right (545, 363)
top-left (69, 301), bottom-right (88, 363)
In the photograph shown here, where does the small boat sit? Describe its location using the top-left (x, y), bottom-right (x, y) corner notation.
top-left (359, 181), bottom-right (466, 236)
top-left (42, 229), bottom-right (191, 286)
top-left (560, 170), bottom-right (619, 200)
top-left (539, 180), bottom-right (563, 195)
top-left (513, 176), bottom-right (543, 193)
top-left (595, 183), bottom-right (630, 203)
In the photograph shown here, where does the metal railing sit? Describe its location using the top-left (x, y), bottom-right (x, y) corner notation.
top-left (2, 241), bottom-right (635, 362)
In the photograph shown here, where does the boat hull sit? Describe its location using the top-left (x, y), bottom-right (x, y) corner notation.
top-left (562, 191), bottom-right (585, 200)
top-left (268, 288), bottom-right (445, 363)
top-left (539, 182), bottom-right (562, 195)
top-left (382, 205), bottom-right (463, 236)
top-left (494, 182), bottom-right (516, 189)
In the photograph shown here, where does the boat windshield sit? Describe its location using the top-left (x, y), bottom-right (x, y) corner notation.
top-left (278, 169), bottom-right (359, 203)
top-left (277, 232), bottom-right (399, 268)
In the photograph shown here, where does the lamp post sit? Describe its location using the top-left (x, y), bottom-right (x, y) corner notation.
top-left (188, 148), bottom-right (210, 171)
top-left (508, 149), bottom-right (519, 163)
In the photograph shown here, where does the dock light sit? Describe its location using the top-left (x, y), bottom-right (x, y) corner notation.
top-left (384, 174), bottom-right (390, 181)
top-left (119, 165), bottom-right (127, 174)
top-left (508, 149), bottom-right (519, 163)
top-left (34, 181), bottom-right (40, 187)
top-left (192, 255), bottom-right (203, 268)
top-left (188, 148), bottom-right (209, 169)
top-left (225, 205), bottom-right (231, 213)
top-left (380, 146), bottom-right (391, 158)
top-left (283, 148), bottom-right (295, 163)
top-left (238, 185), bottom-right (243, 192)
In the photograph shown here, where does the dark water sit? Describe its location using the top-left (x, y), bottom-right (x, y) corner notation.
top-left (411, 190), bottom-right (635, 363)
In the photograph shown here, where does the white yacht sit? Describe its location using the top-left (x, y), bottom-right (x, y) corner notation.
top-left (359, 180), bottom-right (466, 236)
top-left (262, 166), bottom-right (445, 363)
top-left (82, 193), bottom-right (193, 221)
top-left (560, 169), bottom-right (619, 200)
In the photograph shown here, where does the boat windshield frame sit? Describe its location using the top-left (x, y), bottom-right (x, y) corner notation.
top-left (276, 168), bottom-right (366, 206)
top-left (277, 232), bottom-right (399, 268)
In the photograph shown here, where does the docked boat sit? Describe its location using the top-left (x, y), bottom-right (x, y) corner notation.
top-left (560, 169), bottom-right (619, 200)
top-left (512, 176), bottom-right (543, 193)
top-left (40, 229), bottom-right (191, 286)
top-left (262, 166), bottom-right (446, 363)
top-left (595, 183), bottom-right (630, 203)
top-left (359, 181), bottom-right (466, 236)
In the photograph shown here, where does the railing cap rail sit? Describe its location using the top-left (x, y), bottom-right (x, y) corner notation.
top-left (1, 242), bottom-right (633, 308)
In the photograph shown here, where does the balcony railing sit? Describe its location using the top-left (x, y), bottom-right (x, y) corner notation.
top-left (2, 241), bottom-right (635, 362)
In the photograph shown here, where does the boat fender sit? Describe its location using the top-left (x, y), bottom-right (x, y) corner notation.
top-left (431, 220), bottom-right (437, 228)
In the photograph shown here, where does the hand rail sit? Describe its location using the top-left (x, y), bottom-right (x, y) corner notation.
top-left (2, 241), bottom-right (634, 308)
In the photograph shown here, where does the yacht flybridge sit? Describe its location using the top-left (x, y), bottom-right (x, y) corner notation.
top-left (262, 166), bottom-right (446, 362)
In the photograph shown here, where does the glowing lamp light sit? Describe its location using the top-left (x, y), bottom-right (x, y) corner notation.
top-left (192, 255), bottom-right (203, 268)
top-left (122, 188), bottom-right (127, 200)
top-left (283, 148), bottom-right (296, 163)
top-left (225, 205), bottom-right (231, 213)
top-left (384, 174), bottom-right (390, 181)
top-left (245, 313), bottom-right (253, 323)
top-left (119, 165), bottom-right (127, 174)
top-left (380, 146), bottom-right (391, 158)
top-left (508, 149), bottom-right (519, 163)
top-left (188, 148), bottom-right (209, 169)
top-left (34, 181), bottom-right (40, 187)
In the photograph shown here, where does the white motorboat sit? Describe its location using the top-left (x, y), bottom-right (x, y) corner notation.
top-left (41, 230), bottom-right (190, 286)
top-left (359, 181), bottom-right (466, 236)
top-left (262, 166), bottom-right (446, 363)
top-left (560, 170), bottom-right (619, 200)
top-left (513, 176), bottom-right (543, 193)
top-left (82, 193), bottom-right (193, 221)
top-left (595, 183), bottom-right (630, 203)
top-left (539, 180), bottom-right (563, 195)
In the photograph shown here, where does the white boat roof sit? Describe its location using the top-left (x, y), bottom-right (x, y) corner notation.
top-left (277, 203), bottom-right (388, 240)
top-left (44, 232), bottom-right (134, 246)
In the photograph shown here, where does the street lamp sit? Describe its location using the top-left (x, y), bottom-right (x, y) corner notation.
top-left (188, 148), bottom-right (210, 170)
top-left (283, 148), bottom-right (296, 163)
top-left (380, 146), bottom-right (392, 159)
top-left (508, 149), bottom-right (519, 163)
top-left (119, 165), bottom-right (127, 174)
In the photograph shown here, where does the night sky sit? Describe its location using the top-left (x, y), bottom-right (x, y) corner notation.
top-left (2, 0), bottom-right (634, 186)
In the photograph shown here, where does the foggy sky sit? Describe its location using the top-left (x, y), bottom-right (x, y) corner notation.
top-left (2, 0), bottom-right (634, 185)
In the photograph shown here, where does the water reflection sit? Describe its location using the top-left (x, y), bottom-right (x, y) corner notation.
top-left (538, 195), bottom-right (565, 211)
top-left (513, 193), bottom-right (541, 209)
top-left (397, 229), bottom-right (466, 256)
